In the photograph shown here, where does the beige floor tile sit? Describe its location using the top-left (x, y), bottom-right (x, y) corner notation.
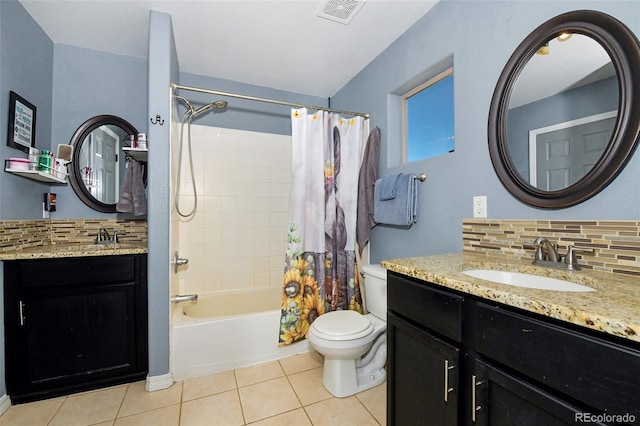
top-left (114, 404), bottom-right (180, 426)
top-left (49, 386), bottom-right (127, 426)
top-left (0, 397), bottom-right (64, 426)
top-left (247, 408), bottom-right (312, 425)
top-left (182, 370), bottom-right (237, 402)
top-left (180, 390), bottom-right (244, 426)
top-left (288, 367), bottom-right (332, 406)
top-left (118, 381), bottom-right (183, 418)
top-left (238, 377), bottom-right (301, 424)
top-left (234, 360), bottom-right (284, 388)
top-left (278, 351), bottom-right (324, 375)
top-left (356, 383), bottom-right (386, 425)
top-left (305, 396), bottom-right (379, 426)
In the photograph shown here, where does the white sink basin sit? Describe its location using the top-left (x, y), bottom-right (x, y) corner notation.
top-left (462, 269), bottom-right (596, 292)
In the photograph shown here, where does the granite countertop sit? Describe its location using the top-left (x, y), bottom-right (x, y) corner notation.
top-left (382, 252), bottom-right (640, 343)
top-left (0, 242), bottom-right (148, 260)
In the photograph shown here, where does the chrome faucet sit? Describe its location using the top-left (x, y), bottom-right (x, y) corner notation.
top-left (528, 237), bottom-right (594, 270)
top-left (96, 228), bottom-right (110, 243)
top-left (532, 237), bottom-right (559, 262)
top-left (96, 228), bottom-right (119, 244)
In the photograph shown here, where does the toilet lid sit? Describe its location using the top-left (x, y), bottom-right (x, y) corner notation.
top-left (311, 310), bottom-right (374, 341)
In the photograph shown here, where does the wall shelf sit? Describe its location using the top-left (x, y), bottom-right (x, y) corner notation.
top-left (4, 164), bottom-right (67, 185)
top-left (122, 147), bottom-right (148, 162)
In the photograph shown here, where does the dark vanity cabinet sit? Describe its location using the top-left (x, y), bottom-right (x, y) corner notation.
top-left (3, 254), bottom-right (148, 403)
top-left (387, 272), bottom-right (640, 425)
top-left (387, 273), bottom-right (463, 425)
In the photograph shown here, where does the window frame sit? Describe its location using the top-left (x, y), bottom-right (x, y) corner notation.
top-left (402, 67), bottom-right (454, 163)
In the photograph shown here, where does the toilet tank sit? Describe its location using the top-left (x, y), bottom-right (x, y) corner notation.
top-left (361, 264), bottom-right (387, 319)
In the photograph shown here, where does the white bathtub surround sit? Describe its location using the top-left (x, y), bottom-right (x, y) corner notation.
top-left (176, 125), bottom-right (292, 296)
top-left (171, 287), bottom-right (312, 381)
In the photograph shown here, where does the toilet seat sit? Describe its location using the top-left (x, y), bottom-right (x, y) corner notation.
top-left (311, 310), bottom-right (374, 341)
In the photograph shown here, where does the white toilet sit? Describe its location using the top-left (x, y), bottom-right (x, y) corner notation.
top-left (308, 264), bottom-right (387, 397)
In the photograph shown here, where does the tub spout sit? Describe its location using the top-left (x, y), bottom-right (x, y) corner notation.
top-left (171, 294), bottom-right (198, 303)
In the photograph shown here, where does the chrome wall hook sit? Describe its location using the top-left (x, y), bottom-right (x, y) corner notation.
top-left (150, 115), bottom-right (164, 125)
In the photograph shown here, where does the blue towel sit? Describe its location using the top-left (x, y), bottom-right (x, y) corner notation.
top-left (377, 173), bottom-right (401, 200)
top-left (373, 173), bottom-right (417, 226)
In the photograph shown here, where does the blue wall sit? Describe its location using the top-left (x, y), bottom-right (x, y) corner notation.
top-left (146, 9), bottom-right (177, 380)
top-left (0, 0), bottom-right (53, 220)
top-left (51, 45), bottom-right (147, 218)
top-left (331, 0), bottom-right (640, 264)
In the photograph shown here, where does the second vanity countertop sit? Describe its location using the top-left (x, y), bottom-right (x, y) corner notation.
top-left (382, 252), bottom-right (640, 343)
top-left (0, 242), bottom-right (148, 260)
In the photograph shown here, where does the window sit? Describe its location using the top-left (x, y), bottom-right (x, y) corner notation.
top-left (403, 69), bottom-right (454, 162)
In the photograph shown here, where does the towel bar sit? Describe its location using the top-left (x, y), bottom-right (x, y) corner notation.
top-left (414, 173), bottom-right (427, 182)
top-left (373, 173), bottom-right (426, 185)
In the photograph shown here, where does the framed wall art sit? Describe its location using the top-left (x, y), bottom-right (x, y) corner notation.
top-left (7, 91), bottom-right (37, 153)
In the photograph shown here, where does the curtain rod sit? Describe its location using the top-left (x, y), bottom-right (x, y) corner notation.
top-left (171, 83), bottom-right (370, 118)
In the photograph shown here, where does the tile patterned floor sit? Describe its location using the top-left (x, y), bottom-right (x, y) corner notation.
top-left (0, 352), bottom-right (386, 426)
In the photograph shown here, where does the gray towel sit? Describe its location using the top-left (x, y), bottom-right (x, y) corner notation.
top-left (356, 127), bottom-right (380, 256)
top-left (373, 173), bottom-right (417, 227)
top-left (116, 158), bottom-right (147, 216)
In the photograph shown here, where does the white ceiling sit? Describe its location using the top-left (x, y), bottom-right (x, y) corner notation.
top-left (19, 0), bottom-right (439, 98)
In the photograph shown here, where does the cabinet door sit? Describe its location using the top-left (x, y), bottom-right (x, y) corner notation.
top-left (387, 312), bottom-right (459, 426)
top-left (24, 283), bottom-right (137, 386)
top-left (4, 255), bottom-right (148, 402)
top-left (472, 358), bottom-right (606, 426)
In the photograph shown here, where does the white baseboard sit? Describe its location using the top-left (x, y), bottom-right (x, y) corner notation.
top-left (145, 373), bottom-right (174, 392)
top-left (0, 394), bottom-right (11, 416)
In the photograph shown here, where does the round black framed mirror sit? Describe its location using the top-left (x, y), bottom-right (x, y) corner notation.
top-left (68, 115), bottom-right (144, 213)
top-left (488, 10), bottom-right (640, 209)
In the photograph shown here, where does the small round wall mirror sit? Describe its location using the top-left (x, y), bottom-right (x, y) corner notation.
top-left (68, 115), bottom-right (144, 213)
top-left (488, 10), bottom-right (640, 208)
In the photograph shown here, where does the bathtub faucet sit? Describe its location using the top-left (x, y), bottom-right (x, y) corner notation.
top-left (171, 294), bottom-right (198, 303)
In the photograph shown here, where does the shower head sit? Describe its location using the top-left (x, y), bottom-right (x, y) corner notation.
top-left (192, 100), bottom-right (229, 117)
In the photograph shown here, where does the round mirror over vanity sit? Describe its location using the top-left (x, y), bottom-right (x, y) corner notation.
top-left (68, 115), bottom-right (146, 213)
top-left (488, 10), bottom-right (640, 208)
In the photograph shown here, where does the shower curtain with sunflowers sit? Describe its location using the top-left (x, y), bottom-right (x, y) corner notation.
top-left (279, 108), bottom-right (368, 346)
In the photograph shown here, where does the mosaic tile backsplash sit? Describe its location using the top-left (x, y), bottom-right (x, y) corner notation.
top-left (463, 219), bottom-right (640, 276)
top-left (0, 219), bottom-right (147, 251)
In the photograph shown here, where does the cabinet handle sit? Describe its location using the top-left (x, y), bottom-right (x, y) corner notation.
top-left (471, 375), bottom-right (482, 422)
top-left (444, 360), bottom-right (455, 402)
top-left (19, 301), bottom-right (25, 326)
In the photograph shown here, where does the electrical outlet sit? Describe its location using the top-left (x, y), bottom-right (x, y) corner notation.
top-left (473, 196), bottom-right (487, 218)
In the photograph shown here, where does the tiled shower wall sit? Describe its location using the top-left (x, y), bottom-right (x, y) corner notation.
top-left (463, 219), bottom-right (640, 276)
top-left (176, 125), bottom-right (291, 295)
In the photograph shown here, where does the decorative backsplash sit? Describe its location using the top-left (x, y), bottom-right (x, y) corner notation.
top-left (463, 219), bottom-right (640, 277)
top-left (0, 219), bottom-right (147, 251)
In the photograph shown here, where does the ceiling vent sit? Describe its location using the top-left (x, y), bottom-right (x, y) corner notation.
top-left (317, 0), bottom-right (366, 25)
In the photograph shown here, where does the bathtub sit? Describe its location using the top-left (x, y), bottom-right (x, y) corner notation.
top-left (171, 286), bottom-right (312, 381)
